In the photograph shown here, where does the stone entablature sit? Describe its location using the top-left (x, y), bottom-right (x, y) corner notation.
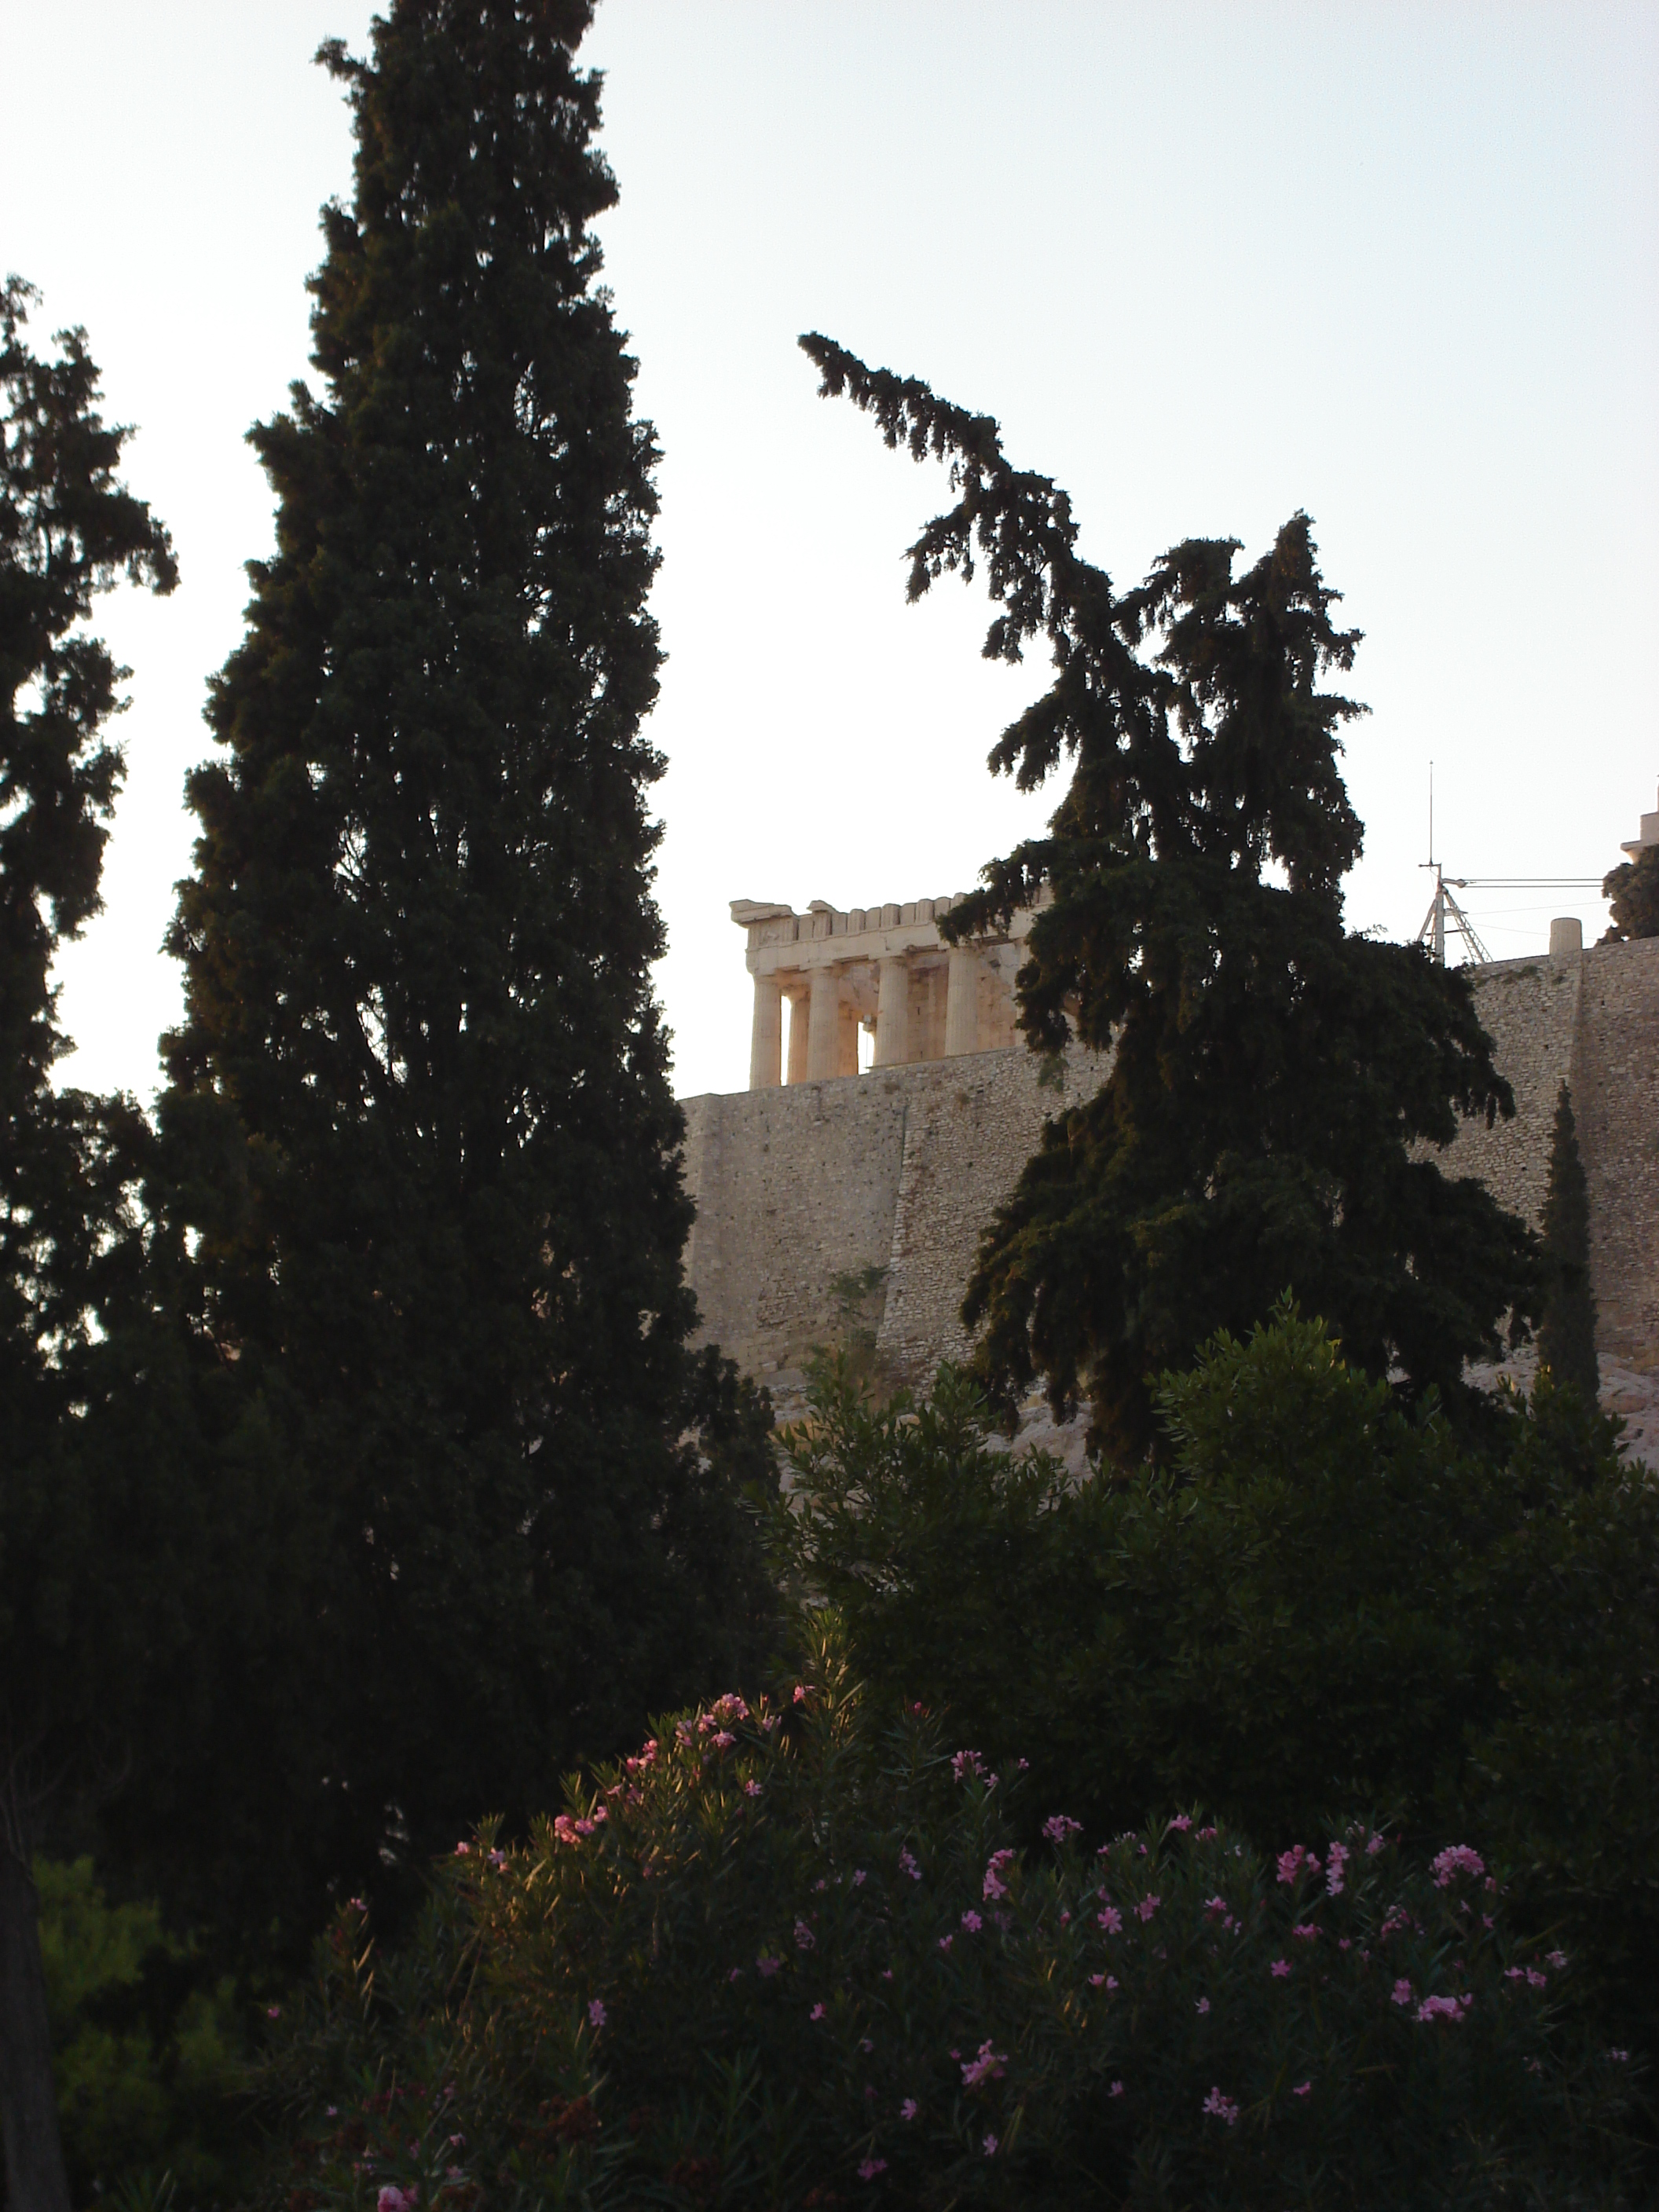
top-left (731, 891), bottom-right (1046, 1088)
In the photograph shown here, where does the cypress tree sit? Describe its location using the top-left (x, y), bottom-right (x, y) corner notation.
top-left (158, 2), bottom-right (773, 1918)
top-left (804, 336), bottom-right (1541, 1459)
top-left (1536, 1082), bottom-right (1598, 1402)
top-left (1, 277), bottom-right (178, 2212)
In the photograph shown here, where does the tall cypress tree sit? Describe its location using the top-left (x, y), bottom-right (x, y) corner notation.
top-left (1, 277), bottom-right (178, 2212)
top-left (804, 336), bottom-right (1541, 1459)
top-left (1536, 1082), bottom-right (1598, 1402)
top-left (159, 1), bottom-right (772, 1915)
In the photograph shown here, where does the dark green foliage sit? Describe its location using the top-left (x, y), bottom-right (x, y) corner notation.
top-left (251, 1633), bottom-right (1639, 2210)
top-left (1, 275), bottom-right (178, 2212)
top-left (1537, 1082), bottom-right (1599, 1403)
top-left (35, 1859), bottom-right (245, 2206)
top-left (801, 336), bottom-right (1541, 1459)
top-left (773, 1317), bottom-right (1659, 2067)
top-left (1600, 846), bottom-right (1659, 941)
top-left (152, 2), bottom-right (775, 1938)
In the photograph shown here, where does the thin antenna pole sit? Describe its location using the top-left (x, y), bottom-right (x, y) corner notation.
top-left (1428, 760), bottom-right (1434, 866)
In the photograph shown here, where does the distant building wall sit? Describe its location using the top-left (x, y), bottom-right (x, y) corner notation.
top-left (682, 939), bottom-right (1659, 1393)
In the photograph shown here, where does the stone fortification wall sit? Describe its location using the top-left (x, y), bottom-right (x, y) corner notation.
top-left (683, 939), bottom-right (1659, 1400)
top-left (1435, 938), bottom-right (1659, 1372)
top-left (682, 1046), bottom-right (1102, 1395)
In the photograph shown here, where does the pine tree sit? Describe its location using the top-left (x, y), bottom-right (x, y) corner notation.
top-left (1, 276), bottom-right (178, 2212)
top-left (158, 2), bottom-right (774, 1917)
top-left (1536, 1082), bottom-right (1598, 1403)
top-left (1599, 847), bottom-right (1659, 941)
top-left (804, 336), bottom-right (1541, 1459)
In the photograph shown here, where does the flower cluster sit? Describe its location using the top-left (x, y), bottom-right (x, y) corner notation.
top-left (256, 1639), bottom-right (1636, 2212)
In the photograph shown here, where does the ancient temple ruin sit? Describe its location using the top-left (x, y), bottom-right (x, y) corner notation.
top-left (731, 890), bottom-right (1042, 1088)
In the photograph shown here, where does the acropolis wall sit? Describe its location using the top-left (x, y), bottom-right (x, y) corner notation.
top-left (682, 871), bottom-right (1659, 1426)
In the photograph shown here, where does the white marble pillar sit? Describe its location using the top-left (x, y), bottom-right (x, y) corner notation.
top-left (785, 987), bottom-right (809, 1084)
top-left (749, 974), bottom-right (782, 1090)
top-left (837, 995), bottom-right (860, 1077)
top-left (806, 968), bottom-right (840, 1082)
top-left (874, 954), bottom-right (910, 1066)
top-left (944, 946), bottom-right (981, 1057)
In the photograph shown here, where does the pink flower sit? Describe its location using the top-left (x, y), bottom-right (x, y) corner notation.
top-left (809, 2002), bottom-right (826, 2021)
top-left (961, 1910), bottom-right (983, 1933)
top-left (1270, 1960), bottom-right (1291, 1979)
top-left (1431, 1845), bottom-right (1485, 1888)
top-left (1292, 2081), bottom-right (1312, 2098)
top-left (1097, 1905), bottom-right (1122, 1935)
top-left (1392, 1979), bottom-right (1414, 2006)
top-left (712, 1693), bottom-right (749, 1723)
top-left (795, 1919), bottom-right (816, 1950)
top-left (1547, 1949), bottom-right (1569, 1969)
top-left (588, 1998), bottom-right (606, 2028)
top-left (938, 1933), bottom-right (954, 1952)
top-left (852, 1869), bottom-right (867, 1886)
top-left (266, 2005), bottom-right (281, 2019)
top-left (952, 1749), bottom-right (987, 1784)
top-left (899, 1848), bottom-right (921, 1881)
top-left (1365, 1833), bottom-right (1386, 1857)
top-left (1088, 1972), bottom-right (1117, 1990)
top-left (1415, 1994), bottom-right (1468, 2023)
top-left (757, 1954), bottom-right (780, 1977)
top-left (1203, 1894), bottom-right (1229, 1918)
top-left (1135, 1895), bottom-right (1160, 1923)
top-left (1324, 1840), bottom-right (1349, 1895)
top-left (1291, 1923), bottom-right (1320, 1941)
top-left (982, 2134), bottom-right (998, 2157)
top-left (1276, 1846), bottom-right (1305, 1884)
top-left (1202, 2088), bottom-right (1240, 2127)
top-left (793, 1683), bottom-right (814, 1704)
top-left (1196, 1825), bottom-right (1218, 1840)
top-left (1167, 1815), bottom-right (1192, 1833)
top-left (961, 2038), bottom-right (1007, 2089)
top-left (1196, 1997), bottom-right (1210, 2014)
top-left (711, 1730), bottom-right (736, 1751)
top-left (1043, 1815), bottom-right (1083, 1845)
top-left (744, 1779), bottom-right (763, 1797)
top-left (378, 2189), bottom-right (416, 2212)
top-left (727, 1968), bottom-right (743, 1983)
top-left (856, 2157), bottom-right (887, 2181)
top-left (453, 1841), bottom-right (471, 1857)
top-left (900, 2098), bottom-right (918, 2121)
top-left (983, 1849), bottom-right (1016, 1900)
top-left (1108, 2080), bottom-right (1124, 2098)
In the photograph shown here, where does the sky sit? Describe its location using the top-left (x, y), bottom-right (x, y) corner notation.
top-left (5, 0), bottom-right (1656, 1104)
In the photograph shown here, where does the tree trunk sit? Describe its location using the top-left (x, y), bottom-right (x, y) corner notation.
top-left (0, 1845), bottom-right (71, 2212)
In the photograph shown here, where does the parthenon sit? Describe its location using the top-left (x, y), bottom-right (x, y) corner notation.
top-left (731, 892), bottom-right (1039, 1088)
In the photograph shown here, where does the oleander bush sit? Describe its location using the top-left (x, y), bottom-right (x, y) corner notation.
top-left (255, 1629), bottom-right (1639, 2211)
top-left (771, 1312), bottom-right (1659, 2070)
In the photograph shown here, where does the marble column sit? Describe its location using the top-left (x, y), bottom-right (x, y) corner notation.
top-left (749, 974), bottom-right (782, 1090)
top-left (785, 986), bottom-right (809, 1084)
top-left (806, 968), bottom-right (840, 1082)
top-left (874, 954), bottom-right (910, 1066)
top-left (837, 995), bottom-right (860, 1078)
top-left (944, 945), bottom-right (981, 1057)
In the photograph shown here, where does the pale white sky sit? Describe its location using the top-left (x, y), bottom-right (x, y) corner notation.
top-left (5, 1), bottom-right (1656, 1104)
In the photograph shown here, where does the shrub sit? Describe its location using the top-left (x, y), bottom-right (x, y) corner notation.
top-left (255, 1632), bottom-right (1638, 2210)
top-left (36, 1858), bottom-right (244, 2202)
top-left (771, 1315), bottom-right (1659, 2066)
